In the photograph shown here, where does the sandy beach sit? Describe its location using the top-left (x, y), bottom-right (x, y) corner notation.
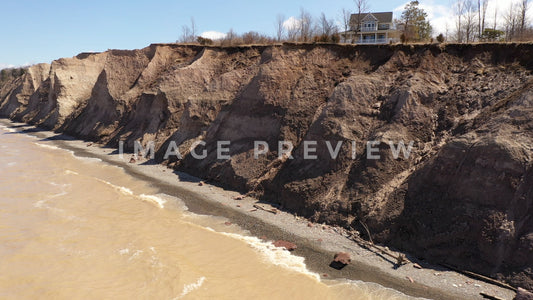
top-left (1, 119), bottom-right (517, 300)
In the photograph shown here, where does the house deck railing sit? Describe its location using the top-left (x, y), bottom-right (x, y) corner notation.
top-left (355, 38), bottom-right (394, 44)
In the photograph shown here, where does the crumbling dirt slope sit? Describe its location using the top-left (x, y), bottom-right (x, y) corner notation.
top-left (1, 43), bottom-right (532, 291)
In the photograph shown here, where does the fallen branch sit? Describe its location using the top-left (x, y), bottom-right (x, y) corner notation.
top-left (440, 263), bottom-right (517, 292)
top-left (252, 204), bottom-right (278, 214)
top-left (479, 292), bottom-right (504, 300)
top-left (348, 231), bottom-right (409, 266)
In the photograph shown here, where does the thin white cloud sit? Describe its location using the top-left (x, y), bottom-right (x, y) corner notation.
top-left (283, 16), bottom-right (301, 30)
top-left (200, 31), bottom-right (227, 40)
top-left (0, 63), bottom-right (15, 70)
top-left (394, 0), bottom-right (453, 35)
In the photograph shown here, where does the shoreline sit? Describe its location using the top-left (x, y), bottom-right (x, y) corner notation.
top-left (1, 119), bottom-right (516, 300)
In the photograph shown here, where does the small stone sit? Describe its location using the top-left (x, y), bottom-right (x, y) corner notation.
top-left (259, 235), bottom-right (267, 240)
top-left (232, 195), bottom-right (244, 200)
top-left (198, 181), bottom-right (204, 186)
top-left (307, 222), bottom-right (314, 228)
top-left (87, 143), bottom-right (93, 147)
top-left (406, 276), bottom-right (414, 283)
top-left (249, 208), bottom-right (258, 212)
top-left (413, 263), bottom-right (422, 269)
top-left (317, 238), bottom-right (323, 242)
top-left (273, 240), bottom-right (297, 251)
top-left (516, 287), bottom-right (533, 300)
top-left (333, 252), bottom-right (351, 265)
top-left (322, 273), bottom-right (329, 277)
top-left (129, 157), bottom-right (136, 163)
top-left (236, 204), bottom-right (241, 208)
top-left (224, 221), bottom-right (232, 226)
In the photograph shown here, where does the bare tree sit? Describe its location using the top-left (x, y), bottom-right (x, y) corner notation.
top-left (454, 0), bottom-right (466, 42)
top-left (493, 5), bottom-right (498, 29)
top-left (298, 8), bottom-right (313, 42)
top-left (480, 0), bottom-right (489, 34)
top-left (179, 17), bottom-right (196, 43)
top-left (225, 28), bottom-right (237, 46)
top-left (286, 18), bottom-right (299, 42)
top-left (504, 2), bottom-right (519, 41)
top-left (464, 0), bottom-right (478, 42)
top-left (180, 25), bottom-right (191, 43)
top-left (353, 0), bottom-right (369, 42)
top-left (275, 14), bottom-right (285, 42)
top-left (340, 8), bottom-right (352, 42)
top-left (519, 0), bottom-right (530, 38)
top-left (318, 13), bottom-right (336, 36)
top-left (454, 0), bottom-right (478, 42)
top-left (190, 18), bottom-right (196, 39)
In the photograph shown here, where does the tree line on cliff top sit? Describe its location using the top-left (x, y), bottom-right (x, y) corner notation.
top-left (177, 0), bottom-right (532, 46)
top-left (0, 68), bottom-right (26, 84)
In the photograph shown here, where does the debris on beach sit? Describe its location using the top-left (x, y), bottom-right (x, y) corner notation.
top-left (129, 157), bottom-right (136, 163)
top-left (307, 222), bottom-right (314, 228)
top-left (198, 181), bottom-right (204, 186)
top-left (232, 195), bottom-right (244, 200)
top-left (253, 204), bottom-right (278, 214)
top-left (334, 252), bottom-right (351, 265)
top-left (515, 287), bottom-right (533, 300)
top-left (329, 252), bottom-right (351, 270)
top-left (413, 263), bottom-right (423, 269)
top-left (273, 240), bottom-right (297, 251)
top-left (480, 292), bottom-right (505, 300)
top-left (406, 276), bottom-right (414, 283)
top-left (224, 221), bottom-right (232, 226)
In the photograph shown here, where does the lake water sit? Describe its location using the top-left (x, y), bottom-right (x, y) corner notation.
top-left (0, 122), bottom-right (414, 299)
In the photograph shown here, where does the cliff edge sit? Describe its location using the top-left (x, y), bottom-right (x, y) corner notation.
top-left (1, 43), bottom-right (532, 291)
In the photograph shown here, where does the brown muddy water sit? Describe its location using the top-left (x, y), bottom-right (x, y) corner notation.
top-left (0, 123), bottom-right (419, 299)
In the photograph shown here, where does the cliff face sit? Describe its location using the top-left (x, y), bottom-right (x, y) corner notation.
top-left (1, 43), bottom-right (532, 290)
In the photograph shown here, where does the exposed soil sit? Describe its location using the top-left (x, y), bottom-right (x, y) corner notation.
top-left (1, 42), bottom-right (532, 291)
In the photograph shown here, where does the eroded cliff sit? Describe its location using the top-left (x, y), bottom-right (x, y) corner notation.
top-left (1, 43), bottom-right (532, 290)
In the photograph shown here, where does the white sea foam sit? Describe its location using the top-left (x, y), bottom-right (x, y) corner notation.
top-left (139, 194), bottom-right (166, 209)
top-left (174, 277), bottom-right (206, 299)
top-left (0, 125), bottom-right (16, 133)
top-left (34, 199), bottom-right (48, 208)
top-left (218, 231), bottom-right (320, 281)
top-left (34, 143), bottom-right (60, 150)
top-left (72, 155), bottom-right (102, 163)
top-left (95, 178), bottom-right (134, 196)
top-left (64, 170), bottom-right (79, 175)
top-left (128, 250), bottom-right (143, 261)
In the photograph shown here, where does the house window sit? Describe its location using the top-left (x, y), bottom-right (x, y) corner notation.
top-left (378, 24), bottom-right (390, 30)
top-left (364, 22), bottom-right (376, 30)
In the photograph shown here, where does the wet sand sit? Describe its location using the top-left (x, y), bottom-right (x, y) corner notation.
top-left (1, 118), bottom-right (516, 300)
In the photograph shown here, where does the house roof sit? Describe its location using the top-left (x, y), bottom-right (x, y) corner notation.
top-left (350, 12), bottom-right (393, 24)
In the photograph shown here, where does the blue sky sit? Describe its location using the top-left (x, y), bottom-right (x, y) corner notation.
top-left (0, 0), bottom-right (520, 67)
